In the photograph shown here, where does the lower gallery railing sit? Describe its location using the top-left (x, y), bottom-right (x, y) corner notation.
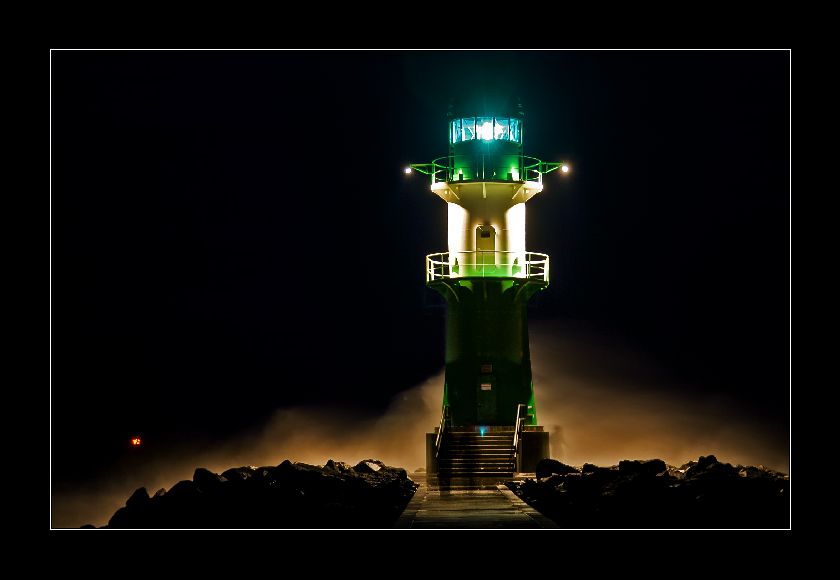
top-left (426, 251), bottom-right (549, 282)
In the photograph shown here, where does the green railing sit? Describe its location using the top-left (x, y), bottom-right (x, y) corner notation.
top-left (512, 403), bottom-right (529, 472)
top-left (410, 155), bottom-right (567, 185)
top-left (426, 251), bottom-right (549, 283)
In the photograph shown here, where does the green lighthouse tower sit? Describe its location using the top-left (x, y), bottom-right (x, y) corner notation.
top-left (409, 106), bottom-right (569, 478)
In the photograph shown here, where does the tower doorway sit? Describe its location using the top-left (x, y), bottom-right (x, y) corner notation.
top-left (476, 224), bottom-right (496, 274)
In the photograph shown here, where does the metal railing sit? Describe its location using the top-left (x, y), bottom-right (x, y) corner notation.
top-left (434, 405), bottom-right (450, 459)
top-left (511, 403), bottom-right (529, 473)
top-left (426, 251), bottom-right (549, 283)
top-left (410, 155), bottom-right (565, 185)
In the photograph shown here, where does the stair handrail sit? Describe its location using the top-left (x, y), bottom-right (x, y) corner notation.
top-left (512, 403), bottom-right (529, 470)
top-left (435, 404), bottom-right (450, 458)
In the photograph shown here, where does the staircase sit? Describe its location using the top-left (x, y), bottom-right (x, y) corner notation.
top-left (437, 429), bottom-right (516, 478)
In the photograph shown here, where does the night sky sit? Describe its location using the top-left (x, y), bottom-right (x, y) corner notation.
top-left (51, 51), bottom-right (789, 491)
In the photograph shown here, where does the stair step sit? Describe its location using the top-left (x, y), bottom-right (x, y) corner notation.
top-left (440, 451), bottom-right (512, 455)
top-left (438, 472), bottom-right (514, 477)
top-left (444, 441), bottom-right (513, 448)
top-left (447, 435), bottom-right (513, 438)
top-left (446, 441), bottom-right (513, 445)
top-left (440, 465), bottom-right (514, 469)
top-left (439, 468), bottom-right (514, 472)
top-left (447, 441), bottom-right (513, 443)
top-left (440, 453), bottom-right (513, 457)
top-left (445, 449), bottom-right (511, 453)
top-left (439, 459), bottom-right (514, 463)
top-left (441, 461), bottom-right (513, 464)
top-left (448, 434), bottom-right (513, 437)
top-left (447, 436), bottom-right (513, 439)
top-left (448, 430), bottom-right (514, 433)
top-left (446, 441), bottom-right (512, 444)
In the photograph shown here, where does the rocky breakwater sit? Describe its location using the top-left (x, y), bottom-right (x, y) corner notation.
top-left (103, 459), bottom-right (417, 528)
top-left (508, 455), bottom-right (788, 528)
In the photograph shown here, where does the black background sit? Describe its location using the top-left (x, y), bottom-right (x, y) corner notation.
top-left (52, 50), bottom-right (789, 483)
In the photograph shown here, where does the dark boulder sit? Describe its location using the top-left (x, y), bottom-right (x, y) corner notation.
top-left (108, 507), bottom-right (130, 528)
top-left (684, 455), bottom-right (738, 480)
top-left (126, 487), bottom-right (150, 509)
top-left (580, 463), bottom-right (619, 482)
top-left (510, 454), bottom-right (789, 528)
top-left (353, 459), bottom-right (384, 474)
top-left (221, 466), bottom-right (257, 482)
top-left (738, 465), bottom-right (787, 480)
top-left (536, 458), bottom-right (579, 479)
top-left (106, 458), bottom-right (417, 529)
top-left (618, 459), bottom-right (667, 477)
top-left (324, 459), bottom-right (352, 473)
top-left (166, 480), bottom-right (199, 499)
top-left (542, 474), bottom-right (568, 488)
top-left (193, 468), bottom-right (226, 492)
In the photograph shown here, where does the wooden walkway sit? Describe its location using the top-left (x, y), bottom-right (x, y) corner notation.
top-left (395, 475), bottom-right (557, 529)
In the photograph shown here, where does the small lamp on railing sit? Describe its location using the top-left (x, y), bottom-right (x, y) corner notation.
top-left (561, 164), bottom-right (570, 173)
top-left (404, 167), bottom-right (412, 174)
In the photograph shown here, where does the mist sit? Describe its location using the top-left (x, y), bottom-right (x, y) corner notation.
top-left (51, 321), bottom-right (788, 528)
top-left (529, 322), bottom-right (789, 471)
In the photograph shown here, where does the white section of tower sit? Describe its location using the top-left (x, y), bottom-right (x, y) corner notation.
top-left (431, 180), bottom-right (544, 276)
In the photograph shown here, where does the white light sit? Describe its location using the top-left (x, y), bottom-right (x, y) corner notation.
top-left (481, 121), bottom-right (493, 141)
top-left (561, 164), bottom-right (570, 173)
top-left (404, 167), bottom-right (412, 174)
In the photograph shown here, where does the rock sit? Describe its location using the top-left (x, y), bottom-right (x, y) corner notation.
top-left (108, 507), bottom-right (130, 528)
top-left (580, 463), bottom-right (617, 481)
top-left (166, 480), bottom-right (198, 499)
top-left (80, 524), bottom-right (96, 529)
top-left (324, 459), bottom-right (352, 473)
top-left (542, 474), bottom-right (567, 488)
top-left (512, 454), bottom-right (789, 528)
top-left (618, 459), bottom-right (667, 477)
top-left (274, 459), bottom-right (295, 474)
top-left (126, 487), bottom-right (150, 509)
top-left (193, 468), bottom-right (226, 491)
top-left (536, 458), bottom-right (579, 479)
top-left (106, 458), bottom-right (418, 529)
top-left (353, 459), bottom-right (384, 474)
top-left (221, 466), bottom-right (257, 482)
top-left (684, 455), bottom-right (738, 480)
top-left (153, 488), bottom-right (166, 498)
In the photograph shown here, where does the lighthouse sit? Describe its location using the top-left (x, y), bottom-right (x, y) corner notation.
top-left (409, 105), bottom-right (569, 478)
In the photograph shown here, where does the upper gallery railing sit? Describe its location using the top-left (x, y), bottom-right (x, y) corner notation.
top-left (410, 155), bottom-right (566, 185)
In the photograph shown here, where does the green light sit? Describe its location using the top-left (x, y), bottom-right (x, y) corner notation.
top-left (449, 117), bottom-right (522, 145)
